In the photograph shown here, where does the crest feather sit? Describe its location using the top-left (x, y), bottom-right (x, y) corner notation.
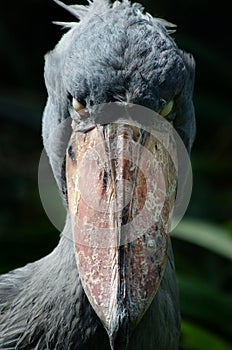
top-left (156, 18), bottom-right (177, 34)
top-left (53, 0), bottom-right (110, 20)
top-left (54, 0), bottom-right (89, 20)
top-left (53, 21), bottom-right (78, 29)
top-left (53, 1), bottom-right (176, 35)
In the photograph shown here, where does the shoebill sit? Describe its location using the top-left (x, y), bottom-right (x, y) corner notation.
top-left (0, 0), bottom-right (195, 349)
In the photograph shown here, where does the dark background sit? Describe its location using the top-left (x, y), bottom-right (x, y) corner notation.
top-left (0, 0), bottom-right (231, 348)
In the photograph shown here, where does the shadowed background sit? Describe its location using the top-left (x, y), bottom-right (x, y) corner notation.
top-left (0, 0), bottom-right (231, 348)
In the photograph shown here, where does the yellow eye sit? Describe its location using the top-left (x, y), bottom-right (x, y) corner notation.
top-left (160, 100), bottom-right (174, 117)
top-left (72, 98), bottom-right (85, 112)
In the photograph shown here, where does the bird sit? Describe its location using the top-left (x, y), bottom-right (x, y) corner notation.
top-left (0, 0), bottom-right (195, 349)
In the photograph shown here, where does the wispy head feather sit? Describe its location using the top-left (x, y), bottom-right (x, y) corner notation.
top-left (53, 0), bottom-right (176, 34)
top-left (53, 0), bottom-right (110, 21)
top-left (54, 0), bottom-right (89, 20)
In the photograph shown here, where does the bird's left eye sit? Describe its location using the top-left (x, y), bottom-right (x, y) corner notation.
top-left (72, 98), bottom-right (85, 112)
top-left (160, 100), bottom-right (174, 117)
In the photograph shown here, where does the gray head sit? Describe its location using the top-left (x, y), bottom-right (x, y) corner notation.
top-left (43, 0), bottom-right (195, 150)
top-left (42, 0), bottom-right (195, 348)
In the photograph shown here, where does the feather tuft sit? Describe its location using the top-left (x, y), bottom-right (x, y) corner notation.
top-left (53, 21), bottom-right (77, 29)
top-left (53, 0), bottom-right (89, 20)
top-left (156, 18), bottom-right (177, 34)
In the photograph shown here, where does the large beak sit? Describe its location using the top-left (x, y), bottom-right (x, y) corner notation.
top-left (66, 110), bottom-right (177, 349)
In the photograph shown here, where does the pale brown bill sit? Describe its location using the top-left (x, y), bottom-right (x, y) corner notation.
top-left (66, 120), bottom-right (177, 345)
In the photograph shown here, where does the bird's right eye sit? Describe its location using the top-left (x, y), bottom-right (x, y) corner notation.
top-left (72, 98), bottom-right (85, 112)
top-left (72, 97), bottom-right (88, 120)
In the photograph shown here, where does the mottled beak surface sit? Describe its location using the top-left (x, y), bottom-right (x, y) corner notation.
top-left (66, 110), bottom-right (177, 349)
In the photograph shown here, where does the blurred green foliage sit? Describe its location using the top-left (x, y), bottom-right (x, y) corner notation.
top-left (0, 0), bottom-right (231, 349)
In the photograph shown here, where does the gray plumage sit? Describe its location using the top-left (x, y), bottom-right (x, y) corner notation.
top-left (0, 0), bottom-right (195, 349)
